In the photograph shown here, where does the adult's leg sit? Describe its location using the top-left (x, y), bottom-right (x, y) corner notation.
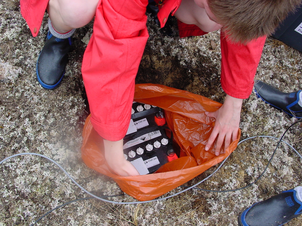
top-left (254, 80), bottom-right (302, 119)
top-left (239, 186), bottom-right (302, 226)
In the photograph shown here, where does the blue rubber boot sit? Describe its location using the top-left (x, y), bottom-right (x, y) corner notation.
top-left (238, 189), bottom-right (302, 226)
top-left (36, 31), bottom-right (72, 89)
top-left (254, 80), bottom-right (302, 119)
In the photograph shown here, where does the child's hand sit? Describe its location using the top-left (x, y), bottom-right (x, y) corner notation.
top-left (103, 139), bottom-right (139, 176)
top-left (205, 95), bottom-right (242, 156)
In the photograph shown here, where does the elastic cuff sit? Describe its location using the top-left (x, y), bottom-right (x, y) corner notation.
top-left (90, 116), bottom-right (129, 141)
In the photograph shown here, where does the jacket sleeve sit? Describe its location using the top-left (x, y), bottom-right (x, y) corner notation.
top-left (220, 32), bottom-right (266, 99)
top-left (82, 0), bottom-right (149, 141)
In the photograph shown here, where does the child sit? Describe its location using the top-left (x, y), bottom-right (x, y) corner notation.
top-left (20, 0), bottom-right (302, 176)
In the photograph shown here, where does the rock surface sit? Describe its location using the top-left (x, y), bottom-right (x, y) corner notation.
top-left (0, 1), bottom-right (301, 225)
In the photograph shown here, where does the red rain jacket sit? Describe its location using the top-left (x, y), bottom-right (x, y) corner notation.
top-left (20, 0), bottom-right (266, 141)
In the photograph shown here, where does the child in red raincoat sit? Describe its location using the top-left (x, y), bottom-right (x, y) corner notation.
top-left (20, 0), bottom-right (301, 176)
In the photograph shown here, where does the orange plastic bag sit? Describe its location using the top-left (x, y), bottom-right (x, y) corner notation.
top-left (81, 84), bottom-right (241, 201)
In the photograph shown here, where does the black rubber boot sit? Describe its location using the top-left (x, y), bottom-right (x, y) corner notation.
top-left (238, 189), bottom-right (302, 226)
top-left (36, 31), bottom-right (72, 89)
top-left (254, 80), bottom-right (302, 118)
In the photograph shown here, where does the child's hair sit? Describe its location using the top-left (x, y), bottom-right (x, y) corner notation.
top-left (208, 0), bottom-right (302, 43)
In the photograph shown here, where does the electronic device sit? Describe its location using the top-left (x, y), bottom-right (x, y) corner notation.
top-left (123, 102), bottom-right (178, 175)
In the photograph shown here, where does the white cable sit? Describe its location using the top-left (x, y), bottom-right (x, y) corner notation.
top-left (0, 135), bottom-right (300, 205)
top-left (0, 152), bottom-right (229, 204)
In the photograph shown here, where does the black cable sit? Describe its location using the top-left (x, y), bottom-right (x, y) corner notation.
top-left (31, 194), bottom-right (124, 226)
top-left (32, 119), bottom-right (302, 225)
top-left (187, 119), bottom-right (302, 193)
top-left (1, 116), bottom-right (300, 225)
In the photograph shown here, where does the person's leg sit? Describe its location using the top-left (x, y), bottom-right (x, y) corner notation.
top-left (254, 80), bottom-right (302, 118)
top-left (239, 186), bottom-right (302, 226)
top-left (48, 0), bottom-right (99, 32)
top-left (37, 0), bottom-right (99, 89)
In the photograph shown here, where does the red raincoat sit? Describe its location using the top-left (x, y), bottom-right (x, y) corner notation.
top-left (20, 0), bottom-right (266, 141)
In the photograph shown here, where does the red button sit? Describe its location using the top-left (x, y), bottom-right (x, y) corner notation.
top-left (167, 153), bottom-right (178, 162)
top-left (155, 116), bottom-right (166, 126)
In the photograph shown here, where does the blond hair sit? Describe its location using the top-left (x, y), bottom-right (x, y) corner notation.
top-left (208, 0), bottom-right (302, 43)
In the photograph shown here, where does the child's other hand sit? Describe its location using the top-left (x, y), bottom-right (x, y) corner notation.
top-left (103, 139), bottom-right (139, 176)
top-left (205, 95), bottom-right (242, 156)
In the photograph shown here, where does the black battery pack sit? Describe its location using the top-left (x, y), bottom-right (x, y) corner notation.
top-left (272, 6), bottom-right (302, 52)
top-left (123, 102), bottom-right (178, 175)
